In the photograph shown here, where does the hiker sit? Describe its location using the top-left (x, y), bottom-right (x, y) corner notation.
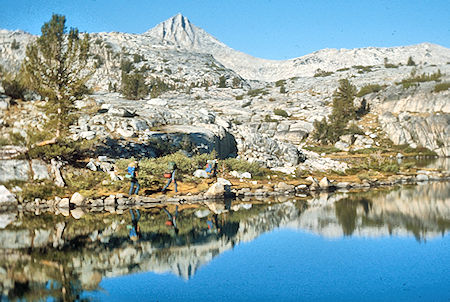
top-left (162, 206), bottom-right (179, 235)
top-left (128, 209), bottom-right (141, 241)
top-left (205, 159), bottom-right (218, 178)
top-left (127, 160), bottom-right (140, 196)
top-left (162, 161), bottom-right (178, 193)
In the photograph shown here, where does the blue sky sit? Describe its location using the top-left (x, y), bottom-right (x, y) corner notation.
top-left (1, 0), bottom-right (449, 60)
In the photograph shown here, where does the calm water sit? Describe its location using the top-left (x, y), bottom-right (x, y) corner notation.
top-left (0, 182), bottom-right (449, 301)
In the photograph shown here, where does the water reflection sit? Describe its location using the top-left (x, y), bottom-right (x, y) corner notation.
top-left (0, 182), bottom-right (449, 300)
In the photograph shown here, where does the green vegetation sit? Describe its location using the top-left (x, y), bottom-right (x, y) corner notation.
top-left (235, 94), bottom-right (244, 100)
top-left (117, 152), bottom-right (215, 187)
top-left (384, 57), bottom-right (398, 68)
top-left (23, 14), bottom-right (91, 137)
top-left (279, 85), bottom-right (287, 94)
top-left (218, 76), bottom-right (227, 88)
top-left (241, 101), bottom-right (251, 108)
top-left (19, 181), bottom-right (65, 201)
top-left (222, 158), bottom-right (266, 177)
top-left (407, 56), bottom-right (416, 66)
top-left (356, 84), bottom-right (386, 97)
top-left (337, 67), bottom-right (350, 72)
top-left (313, 79), bottom-right (357, 144)
top-left (247, 88), bottom-right (267, 97)
top-left (273, 108), bottom-right (288, 118)
top-left (133, 53), bottom-right (145, 63)
top-left (433, 82), bottom-right (450, 93)
top-left (10, 39), bottom-right (20, 50)
top-left (304, 145), bottom-right (341, 154)
top-left (232, 77), bottom-right (241, 88)
top-left (27, 136), bottom-right (97, 161)
top-left (314, 69), bottom-right (334, 77)
top-left (397, 69), bottom-right (443, 89)
top-left (121, 72), bottom-right (148, 100)
top-left (352, 65), bottom-right (374, 73)
top-left (149, 77), bottom-right (175, 98)
top-left (0, 70), bottom-right (26, 99)
top-left (264, 115), bottom-right (277, 122)
top-left (275, 80), bottom-right (286, 87)
top-left (120, 58), bottom-right (134, 73)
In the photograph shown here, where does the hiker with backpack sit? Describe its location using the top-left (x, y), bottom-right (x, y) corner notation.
top-left (205, 159), bottom-right (218, 178)
top-left (162, 161), bottom-right (178, 193)
top-left (127, 160), bottom-right (140, 196)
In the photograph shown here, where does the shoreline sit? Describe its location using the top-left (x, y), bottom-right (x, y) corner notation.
top-left (3, 171), bottom-right (449, 214)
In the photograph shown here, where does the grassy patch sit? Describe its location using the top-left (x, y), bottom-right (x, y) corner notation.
top-left (357, 84), bottom-right (386, 97)
top-left (433, 82), bottom-right (450, 93)
top-left (304, 145), bottom-right (341, 154)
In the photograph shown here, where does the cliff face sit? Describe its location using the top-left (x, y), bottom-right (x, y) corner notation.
top-left (371, 83), bottom-right (450, 156)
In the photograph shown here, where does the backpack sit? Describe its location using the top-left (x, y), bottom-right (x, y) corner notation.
top-left (126, 166), bottom-right (136, 178)
top-left (205, 163), bottom-right (212, 173)
top-left (168, 161), bottom-right (177, 171)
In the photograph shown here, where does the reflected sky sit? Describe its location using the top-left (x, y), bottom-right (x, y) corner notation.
top-left (1, 181), bottom-right (449, 301)
top-left (88, 230), bottom-right (450, 302)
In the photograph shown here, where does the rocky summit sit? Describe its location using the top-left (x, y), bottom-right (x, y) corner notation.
top-left (0, 14), bottom-right (449, 186)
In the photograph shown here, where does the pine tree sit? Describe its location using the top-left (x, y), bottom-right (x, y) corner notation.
top-left (330, 79), bottom-right (357, 125)
top-left (407, 56), bottom-right (416, 66)
top-left (23, 14), bottom-right (91, 138)
top-left (218, 76), bottom-right (227, 88)
top-left (121, 72), bottom-right (148, 100)
top-left (312, 79), bottom-right (357, 144)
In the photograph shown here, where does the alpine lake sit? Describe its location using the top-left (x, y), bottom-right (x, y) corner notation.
top-left (1, 159), bottom-right (449, 301)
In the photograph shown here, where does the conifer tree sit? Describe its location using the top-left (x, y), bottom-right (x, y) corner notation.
top-left (312, 79), bottom-right (357, 144)
top-left (407, 56), bottom-right (416, 66)
top-left (23, 14), bottom-right (91, 138)
top-left (329, 79), bottom-right (357, 126)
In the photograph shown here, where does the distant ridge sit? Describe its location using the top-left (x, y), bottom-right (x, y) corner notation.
top-left (143, 14), bottom-right (450, 81)
top-left (1, 14), bottom-right (450, 81)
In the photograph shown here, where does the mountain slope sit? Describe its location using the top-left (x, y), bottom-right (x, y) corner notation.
top-left (144, 14), bottom-right (450, 81)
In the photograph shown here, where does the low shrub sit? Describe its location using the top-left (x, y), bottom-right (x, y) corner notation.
top-left (275, 80), bottom-right (286, 87)
top-left (314, 69), bottom-right (334, 77)
top-left (273, 108), bottom-right (288, 117)
top-left (1, 72), bottom-right (26, 99)
top-left (222, 158), bottom-right (265, 177)
top-left (352, 65), bottom-right (374, 73)
top-left (27, 136), bottom-right (97, 162)
top-left (247, 88), bottom-right (267, 97)
top-left (118, 152), bottom-right (215, 187)
top-left (398, 69), bottom-right (443, 89)
top-left (65, 170), bottom-right (108, 192)
top-left (433, 82), bottom-right (450, 93)
top-left (19, 181), bottom-right (65, 201)
top-left (357, 84), bottom-right (385, 97)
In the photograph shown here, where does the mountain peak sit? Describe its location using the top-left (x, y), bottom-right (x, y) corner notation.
top-left (144, 13), bottom-right (197, 47)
